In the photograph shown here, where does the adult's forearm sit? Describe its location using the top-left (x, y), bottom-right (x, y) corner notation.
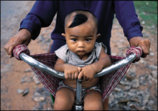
top-left (19, 29), bottom-right (31, 38)
top-left (4, 29), bottom-right (32, 56)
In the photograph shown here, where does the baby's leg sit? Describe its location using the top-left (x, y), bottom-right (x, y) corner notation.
top-left (103, 97), bottom-right (109, 110)
top-left (84, 90), bottom-right (103, 110)
top-left (54, 88), bottom-right (75, 110)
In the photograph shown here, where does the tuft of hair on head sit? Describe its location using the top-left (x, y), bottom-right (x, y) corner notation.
top-left (68, 13), bottom-right (88, 28)
top-left (64, 10), bottom-right (98, 31)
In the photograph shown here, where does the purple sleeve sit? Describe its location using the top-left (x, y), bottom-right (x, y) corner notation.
top-left (114, 1), bottom-right (143, 40)
top-left (20, 1), bottom-right (58, 40)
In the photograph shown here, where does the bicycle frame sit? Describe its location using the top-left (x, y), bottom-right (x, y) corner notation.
top-left (19, 52), bottom-right (137, 110)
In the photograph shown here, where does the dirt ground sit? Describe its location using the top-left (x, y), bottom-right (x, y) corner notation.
top-left (1, 1), bottom-right (157, 110)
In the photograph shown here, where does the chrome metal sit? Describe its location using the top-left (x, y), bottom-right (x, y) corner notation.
top-left (19, 53), bottom-right (64, 79)
top-left (76, 79), bottom-right (82, 105)
top-left (75, 105), bottom-right (83, 111)
top-left (19, 53), bottom-right (136, 79)
top-left (94, 53), bottom-right (136, 77)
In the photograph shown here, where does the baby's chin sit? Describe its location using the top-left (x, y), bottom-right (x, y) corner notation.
top-left (76, 52), bottom-right (90, 60)
top-left (77, 52), bottom-right (86, 57)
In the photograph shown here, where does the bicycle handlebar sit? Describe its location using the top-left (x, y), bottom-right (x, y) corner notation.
top-left (19, 52), bottom-right (137, 79)
top-left (13, 45), bottom-right (142, 110)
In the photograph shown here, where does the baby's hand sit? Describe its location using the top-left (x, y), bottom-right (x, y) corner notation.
top-left (64, 64), bottom-right (82, 79)
top-left (78, 64), bottom-right (97, 80)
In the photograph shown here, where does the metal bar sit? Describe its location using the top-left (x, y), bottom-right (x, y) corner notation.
top-left (94, 53), bottom-right (136, 77)
top-left (75, 79), bottom-right (83, 110)
top-left (76, 79), bottom-right (82, 105)
top-left (19, 53), bottom-right (136, 79)
top-left (19, 53), bottom-right (64, 79)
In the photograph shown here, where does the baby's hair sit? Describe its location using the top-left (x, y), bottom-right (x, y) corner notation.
top-left (69, 14), bottom-right (88, 28)
top-left (65, 10), bottom-right (98, 29)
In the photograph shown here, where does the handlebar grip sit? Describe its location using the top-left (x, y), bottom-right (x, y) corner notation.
top-left (126, 46), bottom-right (142, 60)
top-left (13, 44), bottom-right (30, 60)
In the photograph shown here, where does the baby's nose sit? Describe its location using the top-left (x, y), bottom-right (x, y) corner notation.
top-left (78, 41), bottom-right (84, 48)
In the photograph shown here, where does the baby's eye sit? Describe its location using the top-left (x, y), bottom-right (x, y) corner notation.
top-left (85, 39), bottom-right (92, 42)
top-left (71, 38), bottom-right (77, 42)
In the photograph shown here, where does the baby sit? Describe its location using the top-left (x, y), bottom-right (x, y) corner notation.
top-left (54, 10), bottom-right (111, 110)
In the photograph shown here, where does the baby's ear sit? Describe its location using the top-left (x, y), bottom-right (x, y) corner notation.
top-left (61, 33), bottom-right (66, 37)
top-left (96, 33), bottom-right (101, 39)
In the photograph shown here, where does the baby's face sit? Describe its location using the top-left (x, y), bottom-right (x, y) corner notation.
top-left (63, 21), bottom-right (99, 59)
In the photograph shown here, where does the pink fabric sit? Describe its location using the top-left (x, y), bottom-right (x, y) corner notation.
top-left (13, 44), bottom-right (142, 100)
top-left (13, 44), bottom-right (30, 60)
top-left (126, 46), bottom-right (142, 60)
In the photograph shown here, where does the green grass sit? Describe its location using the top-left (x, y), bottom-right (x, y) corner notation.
top-left (134, 1), bottom-right (157, 31)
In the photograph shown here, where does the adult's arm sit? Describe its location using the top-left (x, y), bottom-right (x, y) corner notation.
top-left (20, 0), bottom-right (58, 40)
top-left (114, 1), bottom-right (150, 57)
top-left (4, 1), bottom-right (58, 56)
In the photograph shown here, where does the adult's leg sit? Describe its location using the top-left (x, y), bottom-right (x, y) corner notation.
top-left (84, 90), bottom-right (103, 110)
top-left (54, 88), bottom-right (75, 110)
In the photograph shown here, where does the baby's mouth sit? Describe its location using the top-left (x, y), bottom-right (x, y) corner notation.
top-left (76, 50), bottom-right (86, 55)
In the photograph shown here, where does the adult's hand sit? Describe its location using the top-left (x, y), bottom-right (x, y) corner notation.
top-left (129, 36), bottom-right (150, 58)
top-left (4, 29), bottom-right (31, 57)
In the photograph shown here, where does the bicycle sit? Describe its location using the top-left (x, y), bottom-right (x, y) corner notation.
top-left (13, 44), bottom-right (142, 110)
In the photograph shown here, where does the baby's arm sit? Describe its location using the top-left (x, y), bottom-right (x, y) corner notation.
top-left (92, 47), bottom-right (111, 73)
top-left (78, 47), bottom-right (111, 80)
top-left (54, 58), bottom-right (81, 79)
